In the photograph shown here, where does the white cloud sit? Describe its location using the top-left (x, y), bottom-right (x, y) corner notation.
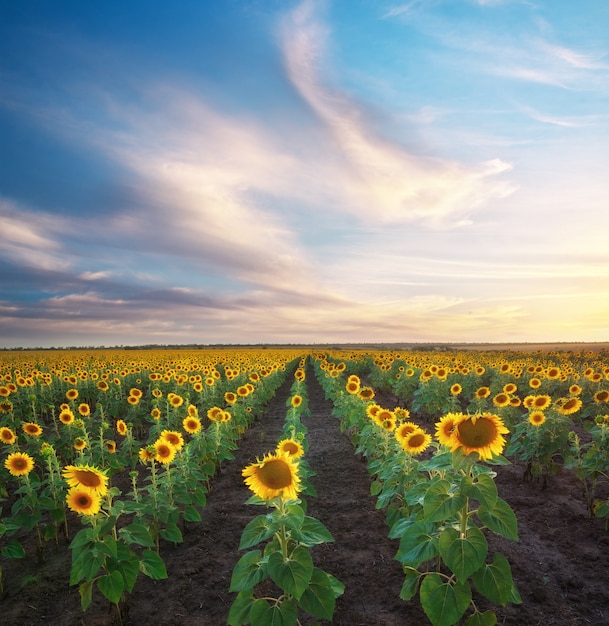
top-left (280, 0), bottom-right (515, 226)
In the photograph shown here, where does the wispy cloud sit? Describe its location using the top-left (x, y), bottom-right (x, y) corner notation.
top-left (280, 0), bottom-right (515, 227)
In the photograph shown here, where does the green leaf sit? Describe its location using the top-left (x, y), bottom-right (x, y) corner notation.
top-left (465, 610), bottom-right (497, 626)
top-left (119, 522), bottom-right (155, 547)
top-left (477, 498), bottom-right (518, 541)
top-left (159, 523), bottom-right (183, 544)
top-left (439, 526), bottom-right (488, 582)
top-left (229, 550), bottom-right (266, 593)
top-left (182, 505), bottom-right (202, 522)
top-left (420, 573), bottom-right (472, 626)
top-left (97, 570), bottom-right (125, 605)
top-left (239, 514), bottom-right (276, 550)
top-left (292, 516), bottom-right (334, 547)
top-left (299, 567), bottom-right (339, 620)
top-left (79, 580), bottom-right (94, 612)
top-left (399, 567), bottom-right (421, 601)
top-left (249, 597), bottom-right (298, 626)
top-left (394, 521), bottom-right (438, 568)
top-left (1, 539), bottom-right (25, 559)
top-left (470, 474), bottom-right (498, 509)
top-left (227, 591), bottom-right (255, 626)
top-left (423, 479), bottom-right (467, 523)
top-left (472, 552), bottom-right (515, 606)
top-left (140, 549), bottom-right (168, 580)
top-left (268, 545), bottom-right (313, 600)
top-left (370, 480), bottom-right (383, 496)
top-left (275, 502), bottom-right (305, 532)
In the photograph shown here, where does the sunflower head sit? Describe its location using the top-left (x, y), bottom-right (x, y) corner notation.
top-left (4, 451), bottom-right (35, 477)
top-left (183, 416), bottom-right (202, 434)
top-left (63, 464), bottom-right (109, 495)
top-left (160, 430), bottom-right (184, 450)
top-left (450, 413), bottom-right (509, 461)
top-left (435, 412), bottom-right (464, 447)
top-left (276, 438), bottom-right (305, 459)
top-left (528, 411), bottom-right (546, 426)
top-left (1, 426), bottom-right (17, 444)
top-left (154, 439), bottom-right (177, 464)
top-left (116, 419), bottom-right (128, 436)
top-left (66, 487), bottom-right (102, 516)
top-left (400, 428), bottom-right (432, 456)
top-left (22, 422), bottom-right (43, 437)
top-left (242, 452), bottom-right (301, 501)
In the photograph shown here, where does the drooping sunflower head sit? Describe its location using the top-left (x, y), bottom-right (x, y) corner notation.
top-left (400, 428), bottom-right (432, 456)
top-left (594, 390), bottom-right (609, 404)
top-left (73, 437), bottom-right (87, 451)
top-left (4, 451), bottom-right (35, 477)
top-left (276, 438), bottom-right (305, 459)
top-left (66, 487), bottom-right (101, 516)
top-left (242, 452), bottom-right (301, 501)
top-left (450, 413), bottom-right (509, 461)
top-left (358, 387), bottom-right (375, 401)
top-left (63, 464), bottom-right (109, 496)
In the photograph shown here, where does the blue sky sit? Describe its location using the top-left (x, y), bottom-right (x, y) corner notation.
top-left (1, 0), bottom-right (608, 348)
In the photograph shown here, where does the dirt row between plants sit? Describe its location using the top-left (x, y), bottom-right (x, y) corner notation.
top-left (3, 362), bottom-right (609, 625)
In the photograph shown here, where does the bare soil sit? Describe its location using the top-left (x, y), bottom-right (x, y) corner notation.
top-left (2, 365), bottom-right (609, 625)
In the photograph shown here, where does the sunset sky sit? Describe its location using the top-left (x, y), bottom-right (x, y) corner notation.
top-left (1, 0), bottom-right (608, 348)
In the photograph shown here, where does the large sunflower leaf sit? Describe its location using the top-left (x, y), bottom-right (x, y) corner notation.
top-left (249, 597), bottom-right (298, 626)
top-left (439, 526), bottom-right (488, 582)
top-left (229, 550), bottom-right (266, 592)
top-left (268, 545), bottom-right (313, 600)
top-left (424, 479), bottom-right (467, 523)
top-left (477, 498), bottom-right (518, 541)
top-left (292, 516), bottom-right (334, 546)
top-left (394, 520), bottom-right (438, 568)
top-left (472, 552), bottom-right (516, 606)
top-left (239, 514), bottom-right (277, 550)
top-left (420, 573), bottom-right (472, 626)
top-left (299, 567), bottom-right (339, 620)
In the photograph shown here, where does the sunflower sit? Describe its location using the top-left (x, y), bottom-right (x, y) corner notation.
top-left (556, 397), bottom-right (582, 415)
top-left (242, 452), bottom-right (300, 501)
top-left (63, 464), bottom-right (109, 496)
top-left (78, 403), bottom-right (91, 417)
top-left (435, 412), bottom-right (463, 447)
top-left (97, 380), bottom-right (109, 392)
top-left (154, 439), bottom-right (177, 464)
top-left (139, 447), bottom-right (155, 463)
top-left (475, 387), bottom-right (491, 399)
top-left (450, 413), bottom-right (509, 461)
top-left (379, 416), bottom-right (397, 432)
top-left (291, 395), bottom-right (303, 408)
top-left (127, 395), bottom-right (140, 405)
top-left (0, 400), bottom-right (13, 414)
top-left (224, 392), bottom-right (237, 404)
top-left (400, 429), bottom-right (432, 455)
top-left (207, 406), bottom-right (224, 422)
top-left (594, 390), bottom-right (609, 403)
top-left (105, 440), bottom-right (117, 453)
top-left (237, 385), bottom-right (250, 397)
top-left (169, 394), bottom-right (184, 408)
top-left (129, 388), bottom-right (143, 399)
top-left (22, 422), bottom-right (43, 437)
top-left (59, 409), bottom-right (75, 425)
top-left (183, 416), bottom-right (202, 434)
top-left (529, 378), bottom-right (542, 389)
top-left (220, 410), bottom-right (232, 422)
top-left (73, 437), bottom-right (87, 451)
top-left (0, 426), bottom-right (17, 444)
top-left (150, 407), bottom-right (161, 420)
top-left (394, 407), bottom-right (411, 420)
top-left (66, 388), bottom-right (79, 401)
top-left (187, 404), bottom-right (198, 417)
top-left (569, 384), bottom-right (582, 396)
top-left (492, 393), bottom-right (510, 408)
top-left (193, 382), bottom-right (203, 392)
top-left (66, 487), bottom-right (101, 516)
top-left (528, 411), bottom-right (546, 426)
top-left (345, 378), bottom-right (360, 395)
top-left (356, 386), bottom-right (374, 401)
top-left (395, 421), bottom-right (419, 446)
top-left (4, 451), bottom-right (35, 477)
top-left (450, 383), bottom-right (462, 396)
top-left (532, 395), bottom-right (552, 410)
top-left (276, 438), bottom-right (305, 459)
top-left (116, 419), bottom-right (128, 436)
top-left (373, 408), bottom-right (395, 427)
top-left (503, 383), bottom-right (518, 394)
top-left (366, 404), bottom-right (381, 420)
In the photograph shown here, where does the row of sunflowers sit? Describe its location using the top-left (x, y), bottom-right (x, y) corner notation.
top-left (0, 349), bottom-right (302, 617)
top-left (310, 348), bottom-right (609, 626)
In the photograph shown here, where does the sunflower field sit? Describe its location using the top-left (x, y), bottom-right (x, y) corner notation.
top-left (2, 346), bottom-right (609, 625)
